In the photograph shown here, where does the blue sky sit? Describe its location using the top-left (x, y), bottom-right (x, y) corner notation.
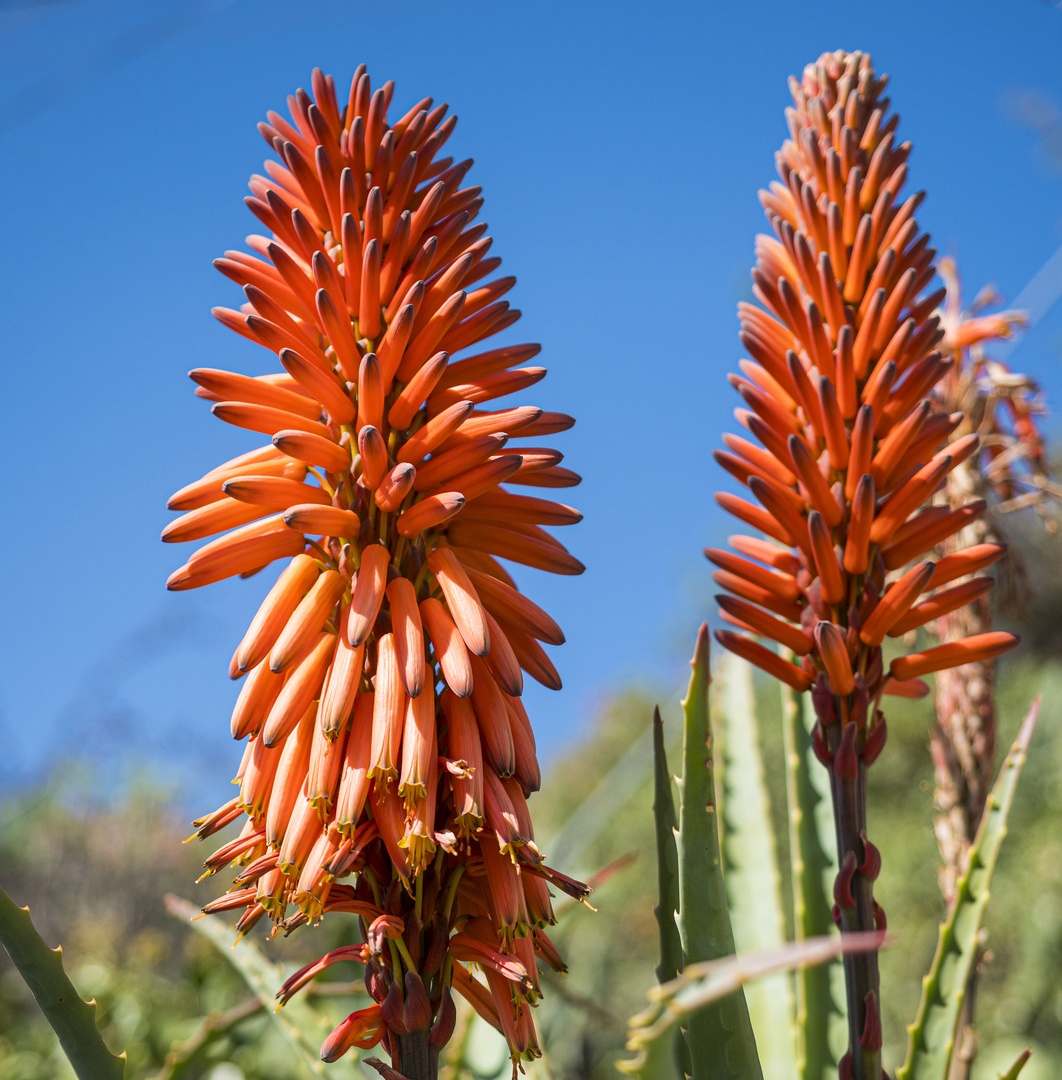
top-left (3, 0), bottom-right (1062, 809)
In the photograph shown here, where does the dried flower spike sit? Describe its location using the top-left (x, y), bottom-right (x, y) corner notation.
top-left (166, 64), bottom-right (587, 1078)
top-left (710, 50), bottom-right (1018, 1080)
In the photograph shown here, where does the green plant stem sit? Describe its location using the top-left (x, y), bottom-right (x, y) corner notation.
top-left (828, 750), bottom-right (880, 1080)
top-left (155, 998), bottom-right (263, 1080)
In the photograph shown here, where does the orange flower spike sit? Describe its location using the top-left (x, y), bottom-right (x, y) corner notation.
top-left (386, 578), bottom-right (426, 697)
top-left (714, 630), bottom-right (813, 691)
top-left (888, 577), bottom-right (995, 638)
top-left (356, 353), bottom-right (385, 433)
top-left (469, 655), bottom-right (516, 777)
top-left (420, 597), bottom-right (474, 697)
top-left (789, 435), bottom-right (841, 526)
top-left (283, 503), bottom-right (361, 539)
top-left (869, 456), bottom-right (953, 545)
top-left (845, 405), bottom-right (874, 500)
top-left (426, 547), bottom-right (491, 656)
top-left (890, 631), bottom-right (1020, 681)
top-left (265, 703), bottom-right (317, 846)
top-left (398, 682), bottom-right (435, 804)
top-left (813, 621), bottom-right (855, 696)
top-left (375, 463), bottom-right (416, 512)
top-left (816, 376), bottom-right (850, 470)
top-left (319, 608), bottom-right (364, 738)
top-left (882, 500), bottom-right (987, 571)
top-left (235, 553), bottom-right (320, 673)
top-left (807, 510), bottom-right (845, 605)
top-left (930, 542), bottom-right (1006, 590)
top-left (388, 350), bottom-right (449, 431)
top-left (834, 325), bottom-right (858, 419)
top-left (708, 54), bottom-right (1029, 1079)
top-left (169, 65), bottom-right (585, 1070)
top-left (262, 632), bottom-right (335, 747)
top-left (368, 633), bottom-right (405, 777)
top-left (272, 429), bottom-right (351, 473)
top-left (397, 492), bottom-right (466, 538)
top-left (334, 693), bottom-right (374, 832)
top-left (859, 561), bottom-right (936, 646)
top-left (716, 594), bottom-right (815, 655)
top-left (357, 425), bottom-right (389, 491)
top-left (347, 543), bottom-right (389, 647)
top-left (269, 569), bottom-right (346, 673)
top-left (230, 660), bottom-right (286, 739)
top-left (843, 474), bottom-right (875, 575)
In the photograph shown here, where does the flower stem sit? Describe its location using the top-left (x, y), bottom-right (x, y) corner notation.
top-left (827, 722), bottom-right (883, 1080)
top-left (397, 1028), bottom-right (437, 1080)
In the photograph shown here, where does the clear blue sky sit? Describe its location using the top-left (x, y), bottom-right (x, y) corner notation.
top-left (3, 0), bottom-right (1062, 809)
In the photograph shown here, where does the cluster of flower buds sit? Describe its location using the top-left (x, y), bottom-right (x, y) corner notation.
top-left (708, 50), bottom-right (1019, 1080)
top-left (165, 65), bottom-right (588, 1073)
top-left (937, 256), bottom-right (1056, 516)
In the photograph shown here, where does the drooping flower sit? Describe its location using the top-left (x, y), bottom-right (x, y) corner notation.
top-left (165, 64), bottom-right (587, 1076)
top-left (708, 50), bottom-right (1019, 1080)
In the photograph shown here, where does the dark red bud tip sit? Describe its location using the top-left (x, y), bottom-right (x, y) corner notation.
top-left (421, 914), bottom-right (448, 978)
top-left (862, 716), bottom-right (888, 765)
top-left (402, 971), bottom-right (433, 1032)
top-left (839, 1051), bottom-right (853, 1080)
top-left (834, 722), bottom-right (859, 779)
top-left (873, 901), bottom-right (888, 931)
top-left (832, 903), bottom-right (842, 927)
top-left (859, 990), bottom-right (883, 1052)
top-left (380, 978), bottom-right (407, 1035)
top-left (812, 722), bottom-right (833, 766)
top-left (860, 834), bottom-right (882, 881)
top-left (834, 850), bottom-right (858, 908)
top-left (364, 1057), bottom-right (406, 1080)
top-left (850, 675), bottom-right (869, 728)
top-left (429, 988), bottom-right (457, 1047)
top-left (812, 675), bottom-right (839, 725)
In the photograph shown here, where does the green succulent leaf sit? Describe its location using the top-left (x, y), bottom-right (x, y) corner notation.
top-left (651, 705), bottom-right (684, 986)
top-left (781, 679), bottom-right (842, 1080)
top-left (898, 697), bottom-right (1041, 1080)
top-left (717, 653), bottom-right (796, 1076)
top-left (621, 932), bottom-right (880, 1078)
top-left (0, 885), bottom-right (126, 1080)
top-left (674, 624), bottom-right (761, 1080)
top-left (998, 1049), bottom-right (1032, 1079)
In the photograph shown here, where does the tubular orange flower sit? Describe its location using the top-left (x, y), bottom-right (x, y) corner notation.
top-left (166, 64), bottom-right (586, 1077)
top-left (709, 51), bottom-right (1018, 1080)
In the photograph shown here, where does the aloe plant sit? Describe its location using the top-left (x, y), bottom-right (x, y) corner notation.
top-left (0, 885), bottom-right (125, 1080)
top-left (898, 698), bottom-right (1041, 1080)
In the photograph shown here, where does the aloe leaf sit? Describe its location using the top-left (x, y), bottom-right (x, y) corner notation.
top-left (781, 679), bottom-right (842, 1080)
top-left (897, 697), bottom-right (1041, 1080)
top-left (652, 706), bottom-right (684, 986)
top-left (165, 894), bottom-right (360, 1080)
top-left (998, 1049), bottom-right (1031, 1079)
top-left (717, 653), bottom-right (795, 1076)
top-left (675, 624), bottom-right (762, 1080)
top-left (0, 885), bottom-right (126, 1080)
top-left (621, 931), bottom-right (880, 1076)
